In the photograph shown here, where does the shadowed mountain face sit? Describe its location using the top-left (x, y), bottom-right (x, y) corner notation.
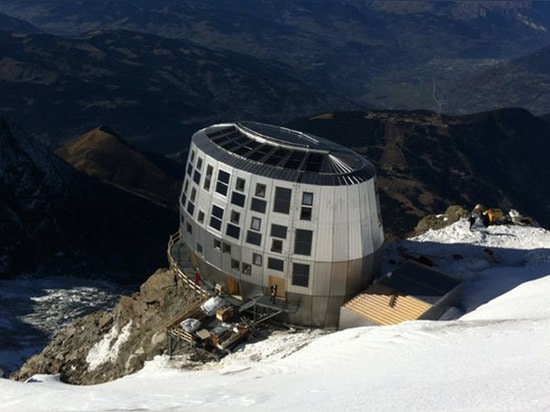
top-left (0, 27), bottom-right (351, 152)
top-left (0, 119), bottom-right (176, 282)
top-left (55, 126), bottom-right (182, 210)
top-left (0, 0), bottom-right (549, 121)
top-left (287, 108), bottom-right (550, 238)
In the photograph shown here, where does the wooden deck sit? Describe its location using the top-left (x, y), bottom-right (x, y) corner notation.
top-left (343, 283), bottom-right (432, 326)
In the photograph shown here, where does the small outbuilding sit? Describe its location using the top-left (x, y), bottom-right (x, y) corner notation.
top-left (339, 260), bottom-right (463, 329)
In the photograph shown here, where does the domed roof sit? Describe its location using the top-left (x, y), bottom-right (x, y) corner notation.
top-left (192, 121), bottom-right (376, 186)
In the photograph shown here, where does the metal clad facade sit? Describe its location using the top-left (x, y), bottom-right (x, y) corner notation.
top-left (178, 122), bottom-right (384, 328)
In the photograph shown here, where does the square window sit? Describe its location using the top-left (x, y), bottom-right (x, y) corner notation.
top-left (213, 239), bottom-right (221, 250)
top-left (209, 216), bottom-right (222, 231)
top-left (198, 210), bottom-right (205, 224)
top-left (270, 224), bottom-right (287, 239)
top-left (255, 183), bottom-right (267, 198)
top-left (271, 239), bottom-right (283, 253)
top-left (302, 192), bottom-right (314, 206)
top-left (231, 191), bottom-right (245, 207)
top-left (242, 263), bottom-right (251, 275)
top-left (231, 259), bottom-right (240, 270)
top-left (250, 198), bottom-right (267, 213)
top-left (236, 177), bottom-right (246, 192)
top-left (267, 257), bottom-right (284, 271)
top-left (300, 207), bottom-right (312, 221)
top-left (251, 217), bottom-right (262, 231)
top-left (222, 242), bottom-right (231, 254)
top-left (226, 223), bottom-right (241, 239)
top-left (292, 263), bottom-right (310, 287)
top-left (252, 253), bottom-right (262, 266)
top-left (211, 205), bottom-right (224, 219)
top-left (246, 231), bottom-right (262, 246)
top-left (230, 210), bottom-right (240, 224)
top-left (218, 169), bottom-right (230, 184)
top-left (215, 181), bottom-right (228, 196)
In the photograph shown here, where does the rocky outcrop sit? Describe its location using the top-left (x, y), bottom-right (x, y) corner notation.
top-left (11, 267), bottom-right (194, 385)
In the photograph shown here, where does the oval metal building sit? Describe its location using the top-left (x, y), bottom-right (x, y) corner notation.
top-left (178, 121), bottom-right (384, 327)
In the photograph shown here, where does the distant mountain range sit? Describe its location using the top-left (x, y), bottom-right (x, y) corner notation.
top-left (0, 1), bottom-right (549, 152)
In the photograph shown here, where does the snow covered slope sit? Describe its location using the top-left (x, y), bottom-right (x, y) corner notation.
top-left (1, 219), bottom-right (549, 411)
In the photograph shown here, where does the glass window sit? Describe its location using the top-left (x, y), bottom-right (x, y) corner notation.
top-left (273, 187), bottom-right (292, 214)
top-left (190, 150), bottom-right (195, 163)
top-left (215, 181), bottom-right (228, 196)
top-left (213, 238), bottom-right (221, 250)
top-left (209, 216), bottom-right (222, 231)
top-left (186, 201), bottom-right (195, 216)
top-left (255, 183), bottom-right (267, 198)
top-left (252, 253), bottom-right (262, 266)
top-left (302, 192), bottom-right (314, 206)
top-left (186, 223), bottom-right (192, 234)
top-left (218, 170), bottom-right (230, 184)
top-left (212, 205), bottom-right (224, 219)
top-left (196, 243), bottom-right (203, 254)
top-left (300, 207), bottom-right (312, 221)
top-left (230, 210), bottom-right (240, 224)
top-left (231, 259), bottom-right (240, 270)
top-left (242, 263), bottom-right (251, 275)
top-left (193, 170), bottom-right (201, 184)
top-left (197, 157), bottom-right (203, 170)
top-left (231, 191), bottom-right (246, 207)
top-left (204, 164), bottom-right (213, 190)
top-left (292, 263), bottom-right (310, 287)
top-left (250, 198), bottom-right (266, 213)
top-left (198, 210), bottom-right (205, 223)
top-left (271, 239), bottom-right (283, 253)
top-left (270, 224), bottom-right (287, 239)
top-left (251, 217), bottom-right (261, 231)
top-left (246, 230), bottom-right (262, 246)
top-left (267, 257), bottom-right (284, 271)
top-left (294, 229), bottom-right (313, 255)
top-left (190, 187), bottom-right (197, 202)
top-left (186, 162), bottom-right (193, 176)
top-left (226, 223), bottom-right (240, 239)
top-left (236, 177), bottom-right (246, 192)
top-left (222, 242), bottom-right (231, 254)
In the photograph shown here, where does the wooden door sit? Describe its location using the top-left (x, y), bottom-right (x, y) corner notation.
top-left (268, 275), bottom-right (286, 299)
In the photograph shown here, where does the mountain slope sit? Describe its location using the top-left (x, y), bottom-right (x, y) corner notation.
top-left (1, 1), bottom-right (549, 115)
top-left (55, 126), bottom-right (181, 209)
top-left (287, 108), bottom-right (550, 238)
top-left (0, 28), bottom-right (350, 152)
top-left (0, 118), bottom-right (176, 280)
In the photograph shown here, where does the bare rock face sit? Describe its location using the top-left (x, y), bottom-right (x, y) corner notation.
top-left (414, 205), bottom-right (470, 236)
top-left (11, 267), bottom-right (194, 385)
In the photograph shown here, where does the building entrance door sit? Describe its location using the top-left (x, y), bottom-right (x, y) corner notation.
top-left (268, 275), bottom-right (286, 300)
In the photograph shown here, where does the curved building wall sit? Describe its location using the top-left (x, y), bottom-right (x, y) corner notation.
top-left (178, 123), bottom-right (384, 327)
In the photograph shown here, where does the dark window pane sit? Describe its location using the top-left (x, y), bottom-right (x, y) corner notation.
top-left (292, 263), bottom-right (310, 287)
top-left (267, 258), bottom-right (284, 271)
top-left (193, 170), bottom-right (201, 184)
top-left (186, 202), bottom-right (195, 216)
top-left (246, 230), bottom-right (262, 246)
top-left (242, 263), bottom-right (251, 275)
top-left (255, 183), bottom-right (266, 197)
top-left (212, 205), bottom-right (224, 219)
top-left (226, 223), bottom-right (241, 239)
top-left (231, 191), bottom-right (246, 207)
top-left (271, 239), bottom-right (283, 253)
top-left (215, 181), bottom-right (228, 196)
top-left (209, 217), bottom-right (222, 231)
top-left (218, 170), bottom-right (230, 183)
top-left (273, 187), bottom-right (292, 214)
top-left (270, 224), bottom-right (287, 239)
top-left (236, 177), bottom-right (246, 191)
top-left (294, 229), bottom-right (313, 255)
top-left (186, 162), bottom-right (193, 176)
top-left (250, 198), bottom-right (266, 213)
top-left (300, 207), bottom-right (312, 221)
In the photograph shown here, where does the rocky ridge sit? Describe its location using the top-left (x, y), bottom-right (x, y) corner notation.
top-left (11, 267), bottom-right (194, 385)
